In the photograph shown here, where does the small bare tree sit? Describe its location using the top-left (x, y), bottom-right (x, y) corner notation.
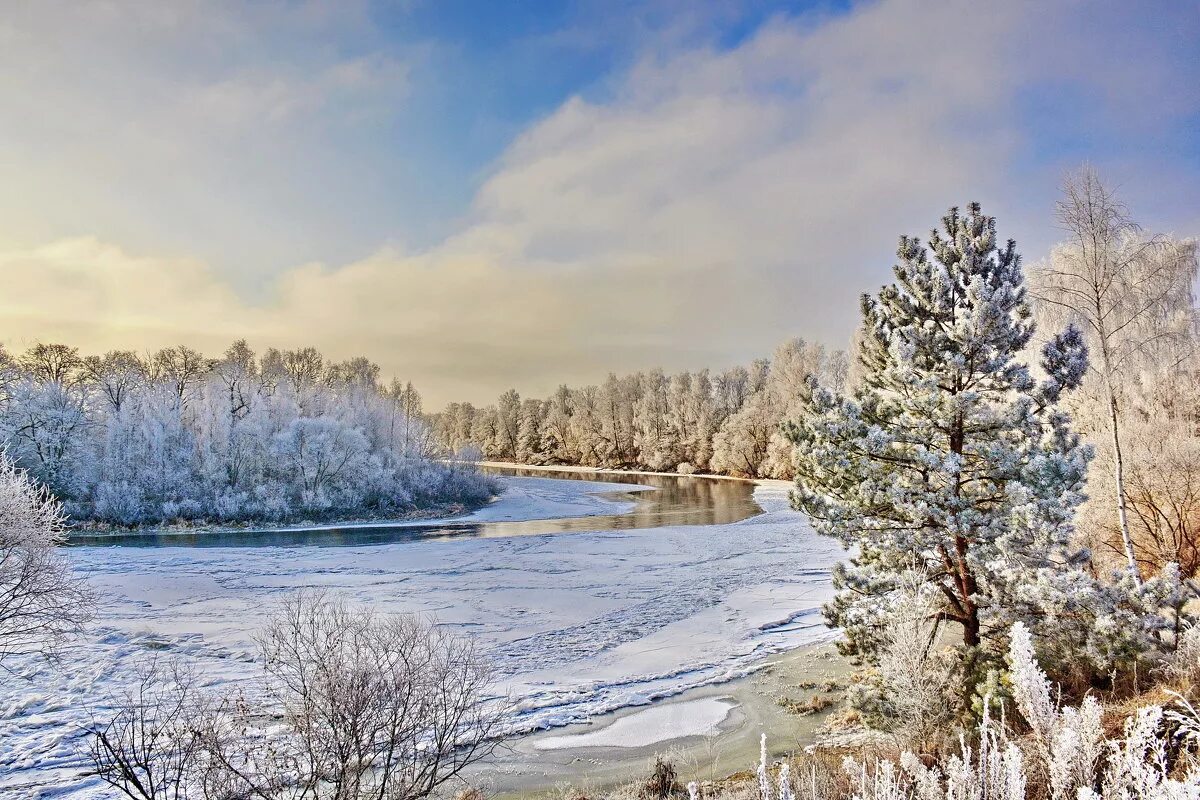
top-left (1029, 166), bottom-right (1199, 580)
top-left (871, 581), bottom-right (958, 750)
top-left (88, 592), bottom-right (504, 800)
top-left (88, 659), bottom-right (208, 800)
top-left (245, 591), bottom-right (503, 800)
top-left (0, 451), bottom-right (92, 663)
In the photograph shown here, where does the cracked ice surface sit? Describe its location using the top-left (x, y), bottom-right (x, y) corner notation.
top-left (0, 475), bottom-right (840, 798)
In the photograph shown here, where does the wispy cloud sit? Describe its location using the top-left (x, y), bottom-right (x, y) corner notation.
top-left (0, 0), bottom-right (1197, 404)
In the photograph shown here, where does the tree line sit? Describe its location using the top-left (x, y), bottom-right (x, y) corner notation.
top-left (432, 339), bottom-right (848, 478)
top-left (0, 341), bottom-right (494, 526)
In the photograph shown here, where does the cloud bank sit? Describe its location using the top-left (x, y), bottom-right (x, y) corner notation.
top-left (0, 0), bottom-right (1197, 404)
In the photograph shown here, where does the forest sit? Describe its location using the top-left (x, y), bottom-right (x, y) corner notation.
top-left (432, 339), bottom-right (847, 478)
top-left (0, 341), bottom-right (494, 526)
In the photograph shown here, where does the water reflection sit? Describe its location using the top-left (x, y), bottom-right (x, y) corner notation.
top-left (66, 467), bottom-right (761, 549)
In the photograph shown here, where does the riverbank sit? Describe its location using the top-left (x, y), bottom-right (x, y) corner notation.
top-left (474, 638), bottom-right (850, 798)
top-left (66, 472), bottom-right (647, 543)
top-left (476, 461), bottom-right (760, 483)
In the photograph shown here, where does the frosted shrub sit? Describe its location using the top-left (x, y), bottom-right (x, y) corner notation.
top-left (213, 489), bottom-right (248, 521)
top-left (777, 764), bottom-right (795, 800)
top-left (92, 480), bottom-right (146, 526)
top-left (252, 482), bottom-right (291, 521)
top-left (843, 759), bottom-right (910, 800)
top-left (1077, 705), bottom-right (1200, 800)
top-left (160, 498), bottom-right (201, 522)
top-left (863, 584), bottom-right (958, 747)
top-left (298, 486), bottom-right (333, 512)
top-left (1006, 622), bottom-right (1104, 799)
top-left (758, 734), bottom-right (774, 800)
top-left (806, 622), bottom-right (1200, 800)
top-left (1169, 625), bottom-right (1200, 687)
top-left (753, 736), bottom-right (802, 800)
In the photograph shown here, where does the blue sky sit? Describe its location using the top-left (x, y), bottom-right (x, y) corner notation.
top-left (0, 0), bottom-right (1197, 403)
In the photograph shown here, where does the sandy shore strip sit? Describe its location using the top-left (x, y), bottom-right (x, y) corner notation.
top-left (472, 639), bottom-right (851, 798)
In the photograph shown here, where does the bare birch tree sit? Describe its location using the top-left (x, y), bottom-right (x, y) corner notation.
top-left (1029, 166), bottom-right (1199, 579)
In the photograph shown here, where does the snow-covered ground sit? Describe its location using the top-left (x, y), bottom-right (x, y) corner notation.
top-left (0, 474), bottom-right (841, 798)
top-left (532, 696), bottom-right (737, 750)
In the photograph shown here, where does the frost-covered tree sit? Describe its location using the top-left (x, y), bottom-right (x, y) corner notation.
top-left (787, 204), bottom-right (1154, 692)
top-left (634, 369), bottom-right (676, 470)
top-left (81, 351), bottom-right (147, 413)
top-left (1028, 168), bottom-right (1199, 580)
top-left (433, 338), bottom-right (844, 477)
top-left (516, 397), bottom-right (545, 463)
top-left (149, 345), bottom-right (211, 409)
top-left (0, 340), bottom-right (495, 527)
top-left (539, 386), bottom-right (575, 463)
top-left (0, 452), bottom-right (91, 661)
top-left (495, 389), bottom-right (521, 461)
top-left (4, 374), bottom-right (90, 496)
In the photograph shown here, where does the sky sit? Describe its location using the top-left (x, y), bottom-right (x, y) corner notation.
top-left (0, 0), bottom-right (1198, 406)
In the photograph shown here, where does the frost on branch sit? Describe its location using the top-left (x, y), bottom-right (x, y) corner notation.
top-left (0, 451), bottom-right (92, 662)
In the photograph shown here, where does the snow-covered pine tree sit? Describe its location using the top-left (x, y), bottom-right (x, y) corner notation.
top-left (787, 204), bottom-right (1162, 695)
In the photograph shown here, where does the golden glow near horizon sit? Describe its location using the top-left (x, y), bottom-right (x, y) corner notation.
top-left (2, 1), bottom-right (1197, 406)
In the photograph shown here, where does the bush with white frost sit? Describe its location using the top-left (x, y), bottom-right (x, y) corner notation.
top-left (849, 582), bottom-right (959, 749)
top-left (0, 340), bottom-right (499, 526)
top-left (88, 591), bottom-right (505, 800)
top-left (797, 622), bottom-right (1200, 800)
top-left (0, 451), bottom-right (91, 661)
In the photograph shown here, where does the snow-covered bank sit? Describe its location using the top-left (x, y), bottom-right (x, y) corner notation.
top-left (0, 475), bottom-right (840, 798)
top-left (462, 475), bottom-right (646, 522)
top-left (476, 461), bottom-right (757, 482)
top-left (69, 474), bottom-right (643, 541)
top-left (532, 697), bottom-right (737, 750)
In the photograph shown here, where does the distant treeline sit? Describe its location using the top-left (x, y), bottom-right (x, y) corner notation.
top-left (431, 338), bottom-right (847, 478)
top-left (0, 341), bottom-right (494, 526)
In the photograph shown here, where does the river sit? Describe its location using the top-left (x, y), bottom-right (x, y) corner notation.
top-left (2, 468), bottom-right (843, 797)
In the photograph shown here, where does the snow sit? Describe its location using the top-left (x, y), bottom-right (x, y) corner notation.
top-left (0, 474), bottom-right (841, 798)
top-left (461, 475), bottom-right (645, 522)
top-left (532, 697), bottom-right (737, 750)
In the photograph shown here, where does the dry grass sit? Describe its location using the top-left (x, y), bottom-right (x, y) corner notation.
top-left (778, 695), bottom-right (836, 716)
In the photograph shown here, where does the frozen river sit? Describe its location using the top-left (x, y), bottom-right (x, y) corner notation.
top-left (0, 469), bottom-right (843, 798)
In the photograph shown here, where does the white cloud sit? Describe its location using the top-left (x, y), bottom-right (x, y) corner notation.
top-left (0, 0), bottom-right (1197, 405)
